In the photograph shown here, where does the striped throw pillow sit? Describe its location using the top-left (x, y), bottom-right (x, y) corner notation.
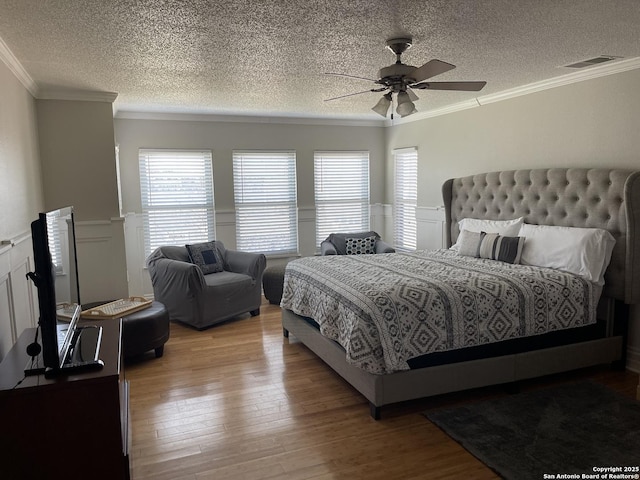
top-left (478, 232), bottom-right (525, 264)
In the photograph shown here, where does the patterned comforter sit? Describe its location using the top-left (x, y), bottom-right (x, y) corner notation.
top-left (280, 250), bottom-right (598, 374)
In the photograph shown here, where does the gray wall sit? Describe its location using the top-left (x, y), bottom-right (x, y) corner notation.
top-left (0, 62), bottom-right (43, 240)
top-left (0, 59), bottom-right (42, 358)
top-left (35, 99), bottom-right (128, 303)
top-left (385, 68), bottom-right (640, 207)
top-left (36, 100), bottom-right (121, 220)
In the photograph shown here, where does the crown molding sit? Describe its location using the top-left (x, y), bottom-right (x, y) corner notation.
top-left (478, 56), bottom-right (640, 106)
top-left (388, 56), bottom-right (640, 126)
top-left (0, 35), bottom-right (38, 96)
top-left (114, 110), bottom-right (385, 127)
top-left (1, 33), bottom-right (116, 103)
top-left (37, 88), bottom-right (118, 103)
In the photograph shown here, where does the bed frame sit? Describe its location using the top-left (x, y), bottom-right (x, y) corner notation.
top-left (282, 168), bottom-right (640, 418)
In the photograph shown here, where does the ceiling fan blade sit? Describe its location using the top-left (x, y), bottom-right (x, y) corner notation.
top-left (324, 72), bottom-right (379, 82)
top-left (412, 81), bottom-right (487, 91)
top-left (411, 59), bottom-right (456, 83)
top-left (406, 88), bottom-right (419, 102)
top-left (324, 87), bottom-right (386, 102)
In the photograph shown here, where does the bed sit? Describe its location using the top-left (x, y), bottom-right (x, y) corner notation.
top-left (281, 168), bottom-right (640, 418)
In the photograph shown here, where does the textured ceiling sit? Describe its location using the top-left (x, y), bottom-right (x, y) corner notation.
top-left (0, 0), bottom-right (639, 120)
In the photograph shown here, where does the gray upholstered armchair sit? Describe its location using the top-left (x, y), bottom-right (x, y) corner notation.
top-left (146, 242), bottom-right (266, 330)
top-left (320, 231), bottom-right (395, 255)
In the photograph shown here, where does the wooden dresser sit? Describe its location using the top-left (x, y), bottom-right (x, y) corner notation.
top-left (0, 319), bottom-right (130, 480)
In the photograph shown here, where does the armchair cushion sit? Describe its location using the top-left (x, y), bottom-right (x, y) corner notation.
top-left (186, 241), bottom-right (224, 274)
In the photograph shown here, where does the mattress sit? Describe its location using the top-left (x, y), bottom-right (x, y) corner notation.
top-left (281, 250), bottom-right (599, 374)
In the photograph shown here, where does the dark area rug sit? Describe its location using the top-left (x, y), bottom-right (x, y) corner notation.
top-left (425, 381), bottom-right (640, 480)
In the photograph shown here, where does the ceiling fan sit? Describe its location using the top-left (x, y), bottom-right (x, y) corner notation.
top-left (325, 37), bottom-right (487, 118)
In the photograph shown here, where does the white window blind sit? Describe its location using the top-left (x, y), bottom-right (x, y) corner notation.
top-left (314, 151), bottom-right (370, 248)
top-left (233, 151), bottom-right (298, 255)
top-left (46, 212), bottom-right (65, 274)
top-left (139, 149), bottom-right (215, 257)
top-left (394, 147), bottom-right (418, 251)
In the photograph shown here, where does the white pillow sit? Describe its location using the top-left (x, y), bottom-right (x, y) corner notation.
top-left (517, 224), bottom-right (615, 285)
top-left (451, 217), bottom-right (523, 251)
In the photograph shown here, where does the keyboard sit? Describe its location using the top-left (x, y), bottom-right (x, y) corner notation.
top-left (81, 297), bottom-right (152, 319)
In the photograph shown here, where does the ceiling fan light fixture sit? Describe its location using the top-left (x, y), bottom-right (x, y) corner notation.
top-left (399, 105), bottom-right (417, 117)
top-left (396, 91), bottom-right (416, 117)
top-left (325, 36), bottom-right (485, 119)
top-left (372, 92), bottom-right (392, 117)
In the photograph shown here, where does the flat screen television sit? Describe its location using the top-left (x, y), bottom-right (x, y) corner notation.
top-left (27, 206), bottom-right (103, 376)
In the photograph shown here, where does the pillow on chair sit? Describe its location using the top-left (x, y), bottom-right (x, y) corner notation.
top-left (345, 235), bottom-right (377, 255)
top-left (328, 231), bottom-right (380, 255)
top-left (186, 241), bottom-right (225, 274)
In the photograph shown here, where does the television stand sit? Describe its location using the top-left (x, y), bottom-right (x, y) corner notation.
top-left (0, 319), bottom-right (130, 480)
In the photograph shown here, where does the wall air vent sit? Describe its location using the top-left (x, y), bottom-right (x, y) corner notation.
top-left (563, 56), bottom-right (621, 69)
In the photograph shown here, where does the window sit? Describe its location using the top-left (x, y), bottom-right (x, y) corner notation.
top-left (45, 213), bottom-right (64, 272)
top-left (233, 151), bottom-right (298, 255)
top-left (314, 151), bottom-right (370, 248)
top-left (394, 147), bottom-right (418, 250)
top-left (139, 149), bottom-right (215, 257)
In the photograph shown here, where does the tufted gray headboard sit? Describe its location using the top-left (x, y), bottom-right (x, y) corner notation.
top-left (442, 168), bottom-right (640, 304)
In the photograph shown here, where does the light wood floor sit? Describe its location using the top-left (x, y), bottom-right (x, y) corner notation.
top-left (126, 299), bottom-right (639, 480)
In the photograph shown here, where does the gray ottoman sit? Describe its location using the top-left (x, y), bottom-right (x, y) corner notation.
top-left (262, 264), bottom-right (287, 305)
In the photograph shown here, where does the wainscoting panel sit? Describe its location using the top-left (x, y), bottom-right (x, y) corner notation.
top-left (9, 234), bottom-right (37, 347)
top-left (0, 232), bottom-right (37, 361)
top-left (215, 210), bottom-right (238, 249)
top-left (298, 207), bottom-right (316, 257)
top-left (123, 213), bottom-right (152, 298)
top-left (416, 206), bottom-right (446, 250)
top-left (371, 203), bottom-right (392, 245)
top-left (75, 218), bottom-right (129, 304)
top-left (0, 254), bottom-right (15, 360)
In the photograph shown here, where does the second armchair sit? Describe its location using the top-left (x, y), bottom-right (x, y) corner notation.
top-left (320, 231), bottom-right (395, 255)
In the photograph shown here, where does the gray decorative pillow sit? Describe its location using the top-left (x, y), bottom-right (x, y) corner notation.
top-left (345, 235), bottom-right (377, 255)
top-left (185, 241), bottom-right (224, 274)
top-left (457, 229), bottom-right (483, 257)
top-left (478, 233), bottom-right (525, 264)
top-left (328, 231), bottom-right (380, 255)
